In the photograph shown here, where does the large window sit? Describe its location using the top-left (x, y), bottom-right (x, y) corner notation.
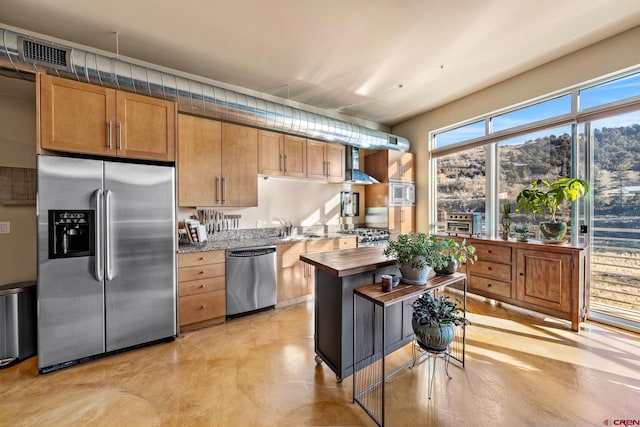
top-left (431, 68), bottom-right (640, 331)
top-left (498, 125), bottom-right (574, 235)
top-left (435, 146), bottom-right (486, 232)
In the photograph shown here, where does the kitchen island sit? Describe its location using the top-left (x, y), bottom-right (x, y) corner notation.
top-left (301, 246), bottom-right (416, 381)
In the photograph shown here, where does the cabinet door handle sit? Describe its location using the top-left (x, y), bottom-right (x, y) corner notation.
top-left (216, 176), bottom-right (221, 203)
top-left (117, 122), bottom-right (122, 150)
top-left (280, 154), bottom-right (284, 171)
top-left (520, 272), bottom-right (524, 276)
top-left (284, 155), bottom-right (288, 172)
top-left (107, 121), bottom-right (113, 149)
top-left (222, 176), bottom-right (227, 204)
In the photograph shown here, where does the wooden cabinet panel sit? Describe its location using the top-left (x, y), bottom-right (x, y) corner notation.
top-left (258, 130), bottom-right (284, 176)
top-left (221, 123), bottom-right (258, 206)
top-left (306, 140), bottom-right (327, 180)
top-left (306, 239), bottom-right (334, 254)
top-left (335, 237), bottom-right (357, 250)
top-left (178, 115), bottom-right (221, 207)
top-left (277, 251), bottom-right (307, 302)
top-left (178, 116), bottom-right (257, 207)
top-left (516, 249), bottom-right (572, 313)
top-left (326, 143), bottom-right (345, 182)
top-left (40, 74), bottom-right (116, 156)
top-left (39, 74), bottom-right (175, 161)
top-left (178, 277), bottom-right (225, 297)
top-left (178, 248), bottom-right (225, 267)
top-left (469, 275), bottom-right (512, 299)
top-left (389, 206), bottom-right (414, 239)
top-left (283, 135), bottom-right (307, 178)
top-left (365, 150), bottom-right (414, 182)
top-left (179, 290), bottom-right (226, 326)
top-left (178, 250), bottom-right (226, 329)
top-left (473, 243), bottom-right (512, 264)
top-left (306, 140), bottom-right (344, 182)
top-left (469, 260), bottom-right (511, 282)
top-left (116, 91), bottom-right (176, 161)
top-left (178, 263), bottom-right (226, 282)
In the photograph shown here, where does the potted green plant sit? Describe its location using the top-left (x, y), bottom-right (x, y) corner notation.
top-left (513, 223), bottom-right (531, 242)
top-left (515, 177), bottom-right (588, 241)
top-left (435, 238), bottom-right (477, 275)
top-left (383, 233), bottom-right (447, 285)
top-left (412, 293), bottom-right (469, 352)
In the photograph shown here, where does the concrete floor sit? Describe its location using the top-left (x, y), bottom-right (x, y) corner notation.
top-left (1, 293), bottom-right (639, 427)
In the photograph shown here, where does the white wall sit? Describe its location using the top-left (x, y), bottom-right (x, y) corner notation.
top-left (392, 25), bottom-right (640, 232)
top-left (178, 178), bottom-right (366, 229)
top-left (0, 78), bottom-right (37, 285)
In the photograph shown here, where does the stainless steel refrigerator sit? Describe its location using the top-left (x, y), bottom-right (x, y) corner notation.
top-left (37, 155), bottom-right (176, 373)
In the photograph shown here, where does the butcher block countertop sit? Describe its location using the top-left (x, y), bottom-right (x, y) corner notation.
top-left (299, 246), bottom-right (395, 277)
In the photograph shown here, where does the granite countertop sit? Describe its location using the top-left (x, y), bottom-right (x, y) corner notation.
top-left (178, 232), bottom-right (350, 253)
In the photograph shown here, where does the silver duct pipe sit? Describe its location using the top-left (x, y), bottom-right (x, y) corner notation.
top-left (0, 27), bottom-right (409, 151)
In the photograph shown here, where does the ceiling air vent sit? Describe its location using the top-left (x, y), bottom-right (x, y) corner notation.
top-left (19, 37), bottom-right (70, 71)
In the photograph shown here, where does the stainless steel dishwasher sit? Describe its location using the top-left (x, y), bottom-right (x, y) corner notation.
top-left (226, 246), bottom-right (277, 318)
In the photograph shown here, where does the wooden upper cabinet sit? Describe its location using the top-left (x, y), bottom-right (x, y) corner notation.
top-left (258, 130), bottom-right (284, 176)
top-left (306, 139), bottom-right (344, 182)
top-left (365, 150), bottom-right (414, 182)
top-left (221, 123), bottom-right (258, 207)
top-left (40, 73), bottom-right (116, 156)
top-left (178, 116), bottom-right (257, 207)
top-left (116, 91), bottom-right (176, 161)
top-left (283, 135), bottom-right (307, 178)
top-left (39, 74), bottom-right (176, 161)
top-left (178, 114), bottom-right (221, 207)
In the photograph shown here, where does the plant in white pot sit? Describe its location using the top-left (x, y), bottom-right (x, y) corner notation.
top-left (383, 233), bottom-right (446, 285)
top-left (515, 177), bottom-right (589, 241)
top-left (412, 293), bottom-right (469, 352)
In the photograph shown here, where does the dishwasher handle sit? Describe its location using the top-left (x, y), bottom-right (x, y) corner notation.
top-left (227, 247), bottom-right (276, 258)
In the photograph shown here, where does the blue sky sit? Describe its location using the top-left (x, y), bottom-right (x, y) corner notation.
top-left (435, 71), bottom-right (640, 148)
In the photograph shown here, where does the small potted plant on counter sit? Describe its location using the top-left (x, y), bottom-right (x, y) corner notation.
top-left (513, 223), bottom-right (532, 242)
top-left (412, 292), bottom-right (469, 352)
top-left (434, 238), bottom-right (477, 275)
top-left (516, 177), bottom-right (588, 241)
top-left (383, 233), bottom-right (447, 285)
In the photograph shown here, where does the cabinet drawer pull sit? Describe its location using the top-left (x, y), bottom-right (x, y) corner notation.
top-left (487, 267), bottom-right (492, 270)
top-left (200, 284), bottom-right (206, 288)
top-left (200, 304), bottom-right (206, 309)
top-left (487, 283), bottom-right (492, 287)
top-left (199, 270), bottom-right (205, 275)
top-left (198, 256), bottom-right (204, 261)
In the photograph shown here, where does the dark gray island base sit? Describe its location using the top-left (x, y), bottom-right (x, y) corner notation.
top-left (300, 247), bottom-right (417, 381)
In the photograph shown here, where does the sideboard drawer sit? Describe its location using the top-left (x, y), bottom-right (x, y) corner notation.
top-left (469, 275), bottom-right (512, 299)
top-left (178, 263), bottom-right (225, 282)
top-left (469, 260), bottom-right (511, 282)
top-left (473, 243), bottom-right (512, 264)
top-left (179, 251), bottom-right (225, 267)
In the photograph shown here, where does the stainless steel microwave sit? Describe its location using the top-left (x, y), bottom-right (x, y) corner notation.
top-left (389, 180), bottom-right (415, 206)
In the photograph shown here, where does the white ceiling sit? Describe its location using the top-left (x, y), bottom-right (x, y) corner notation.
top-left (1, 0), bottom-right (640, 126)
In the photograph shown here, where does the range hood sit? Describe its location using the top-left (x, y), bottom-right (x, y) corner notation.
top-left (345, 147), bottom-right (379, 184)
top-left (0, 26), bottom-right (411, 153)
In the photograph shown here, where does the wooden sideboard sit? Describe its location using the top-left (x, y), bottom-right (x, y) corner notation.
top-left (461, 237), bottom-right (589, 331)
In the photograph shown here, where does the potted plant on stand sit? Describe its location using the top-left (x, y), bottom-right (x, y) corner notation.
top-left (412, 293), bottom-right (469, 352)
top-left (434, 238), bottom-right (477, 275)
top-left (383, 233), bottom-right (447, 285)
top-left (515, 177), bottom-right (589, 241)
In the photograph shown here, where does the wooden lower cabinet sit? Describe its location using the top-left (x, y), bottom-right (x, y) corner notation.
top-left (277, 237), bottom-right (357, 306)
top-left (178, 250), bottom-right (226, 331)
top-left (466, 238), bottom-right (588, 331)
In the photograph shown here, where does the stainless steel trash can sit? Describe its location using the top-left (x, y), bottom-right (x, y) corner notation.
top-left (0, 281), bottom-right (36, 368)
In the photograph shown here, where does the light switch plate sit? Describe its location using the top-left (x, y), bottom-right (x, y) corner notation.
top-left (0, 221), bottom-right (10, 234)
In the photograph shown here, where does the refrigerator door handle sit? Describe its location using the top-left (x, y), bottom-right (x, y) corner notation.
top-left (105, 189), bottom-right (114, 281)
top-left (94, 189), bottom-right (104, 281)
